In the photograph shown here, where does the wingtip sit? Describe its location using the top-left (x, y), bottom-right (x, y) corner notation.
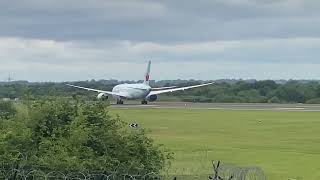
top-left (205, 82), bottom-right (214, 85)
top-left (66, 83), bottom-right (74, 87)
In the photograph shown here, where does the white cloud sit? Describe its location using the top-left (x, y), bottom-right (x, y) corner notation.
top-left (0, 36), bottom-right (320, 81)
top-left (1, 36), bottom-right (320, 63)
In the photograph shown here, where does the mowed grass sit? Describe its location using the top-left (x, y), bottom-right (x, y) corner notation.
top-left (110, 108), bottom-right (320, 180)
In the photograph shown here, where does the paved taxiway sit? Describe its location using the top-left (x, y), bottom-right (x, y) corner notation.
top-left (111, 102), bottom-right (320, 112)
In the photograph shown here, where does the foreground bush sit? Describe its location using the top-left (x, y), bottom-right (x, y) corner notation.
top-left (0, 99), bottom-right (172, 174)
top-left (0, 101), bottom-right (16, 119)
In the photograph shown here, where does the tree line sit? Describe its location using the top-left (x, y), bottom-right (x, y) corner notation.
top-left (1, 80), bottom-right (320, 103)
top-left (172, 80), bottom-right (320, 104)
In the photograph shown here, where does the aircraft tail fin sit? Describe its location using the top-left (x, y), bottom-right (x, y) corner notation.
top-left (143, 60), bottom-right (151, 85)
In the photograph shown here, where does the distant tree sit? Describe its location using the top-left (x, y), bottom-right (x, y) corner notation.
top-left (268, 96), bottom-right (281, 103)
top-left (275, 85), bottom-right (305, 103)
top-left (254, 80), bottom-right (278, 96)
top-left (213, 95), bottom-right (246, 103)
top-left (301, 83), bottom-right (318, 100)
top-left (306, 98), bottom-right (320, 104)
top-left (231, 81), bottom-right (254, 92)
top-left (238, 89), bottom-right (267, 103)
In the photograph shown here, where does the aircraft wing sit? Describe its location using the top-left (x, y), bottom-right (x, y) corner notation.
top-left (66, 84), bottom-right (125, 97)
top-left (151, 86), bottom-right (177, 90)
top-left (149, 82), bottom-right (214, 96)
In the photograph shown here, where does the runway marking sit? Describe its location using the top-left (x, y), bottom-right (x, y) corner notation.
top-left (151, 107), bottom-right (317, 111)
top-left (113, 105), bottom-right (158, 107)
top-left (274, 108), bottom-right (306, 110)
top-left (110, 103), bottom-right (320, 112)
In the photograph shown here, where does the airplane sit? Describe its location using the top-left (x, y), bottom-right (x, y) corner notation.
top-left (67, 61), bottom-right (213, 104)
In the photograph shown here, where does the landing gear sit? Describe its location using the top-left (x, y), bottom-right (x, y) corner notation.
top-left (116, 99), bottom-right (124, 104)
top-left (141, 100), bottom-right (148, 105)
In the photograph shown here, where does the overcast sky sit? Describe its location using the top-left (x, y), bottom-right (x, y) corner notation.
top-left (1, 0), bottom-right (320, 82)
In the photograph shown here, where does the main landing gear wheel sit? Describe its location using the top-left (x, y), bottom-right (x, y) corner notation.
top-left (116, 99), bottom-right (124, 104)
top-left (141, 100), bottom-right (148, 105)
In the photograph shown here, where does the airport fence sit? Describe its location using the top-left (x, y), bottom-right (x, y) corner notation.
top-left (0, 161), bottom-right (266, 180)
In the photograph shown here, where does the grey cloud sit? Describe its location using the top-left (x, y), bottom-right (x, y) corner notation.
top-left (0, 0), bottom-right (319, 42)
top-left (1, 0), bottom-right (320, 81)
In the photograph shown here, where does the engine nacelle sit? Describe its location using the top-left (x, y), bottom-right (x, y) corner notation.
top-left (146, 94), bottom-right (158, 102)
top-left (97, 93), bottom-right (109, 100)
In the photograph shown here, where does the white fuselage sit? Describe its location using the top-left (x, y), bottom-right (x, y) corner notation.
top-left (112, 83), bottom-right (151, 100)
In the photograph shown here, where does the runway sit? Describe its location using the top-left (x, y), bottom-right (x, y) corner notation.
top-left (111, 101), bottom-right (320, 112)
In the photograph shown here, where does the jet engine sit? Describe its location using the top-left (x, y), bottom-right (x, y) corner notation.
top-left (97, 93), bottom-right (109, 100)
top-left (146, 94), bottom-right (157, 102)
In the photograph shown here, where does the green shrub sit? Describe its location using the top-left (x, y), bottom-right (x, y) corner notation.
top-left (0, 101), bottom-right (16, 119)
top-left (0, 99), bottom-right (172, 174)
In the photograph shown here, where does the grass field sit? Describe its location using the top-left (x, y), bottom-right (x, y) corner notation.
top-left (110, 108), bottom-right (320, 180)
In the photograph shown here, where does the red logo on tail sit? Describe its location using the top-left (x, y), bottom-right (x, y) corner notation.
top-left (145, 74), bottom-right (150, 81)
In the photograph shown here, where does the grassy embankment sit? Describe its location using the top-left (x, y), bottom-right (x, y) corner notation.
top-left (111, 108), bottom-right (320, 180)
